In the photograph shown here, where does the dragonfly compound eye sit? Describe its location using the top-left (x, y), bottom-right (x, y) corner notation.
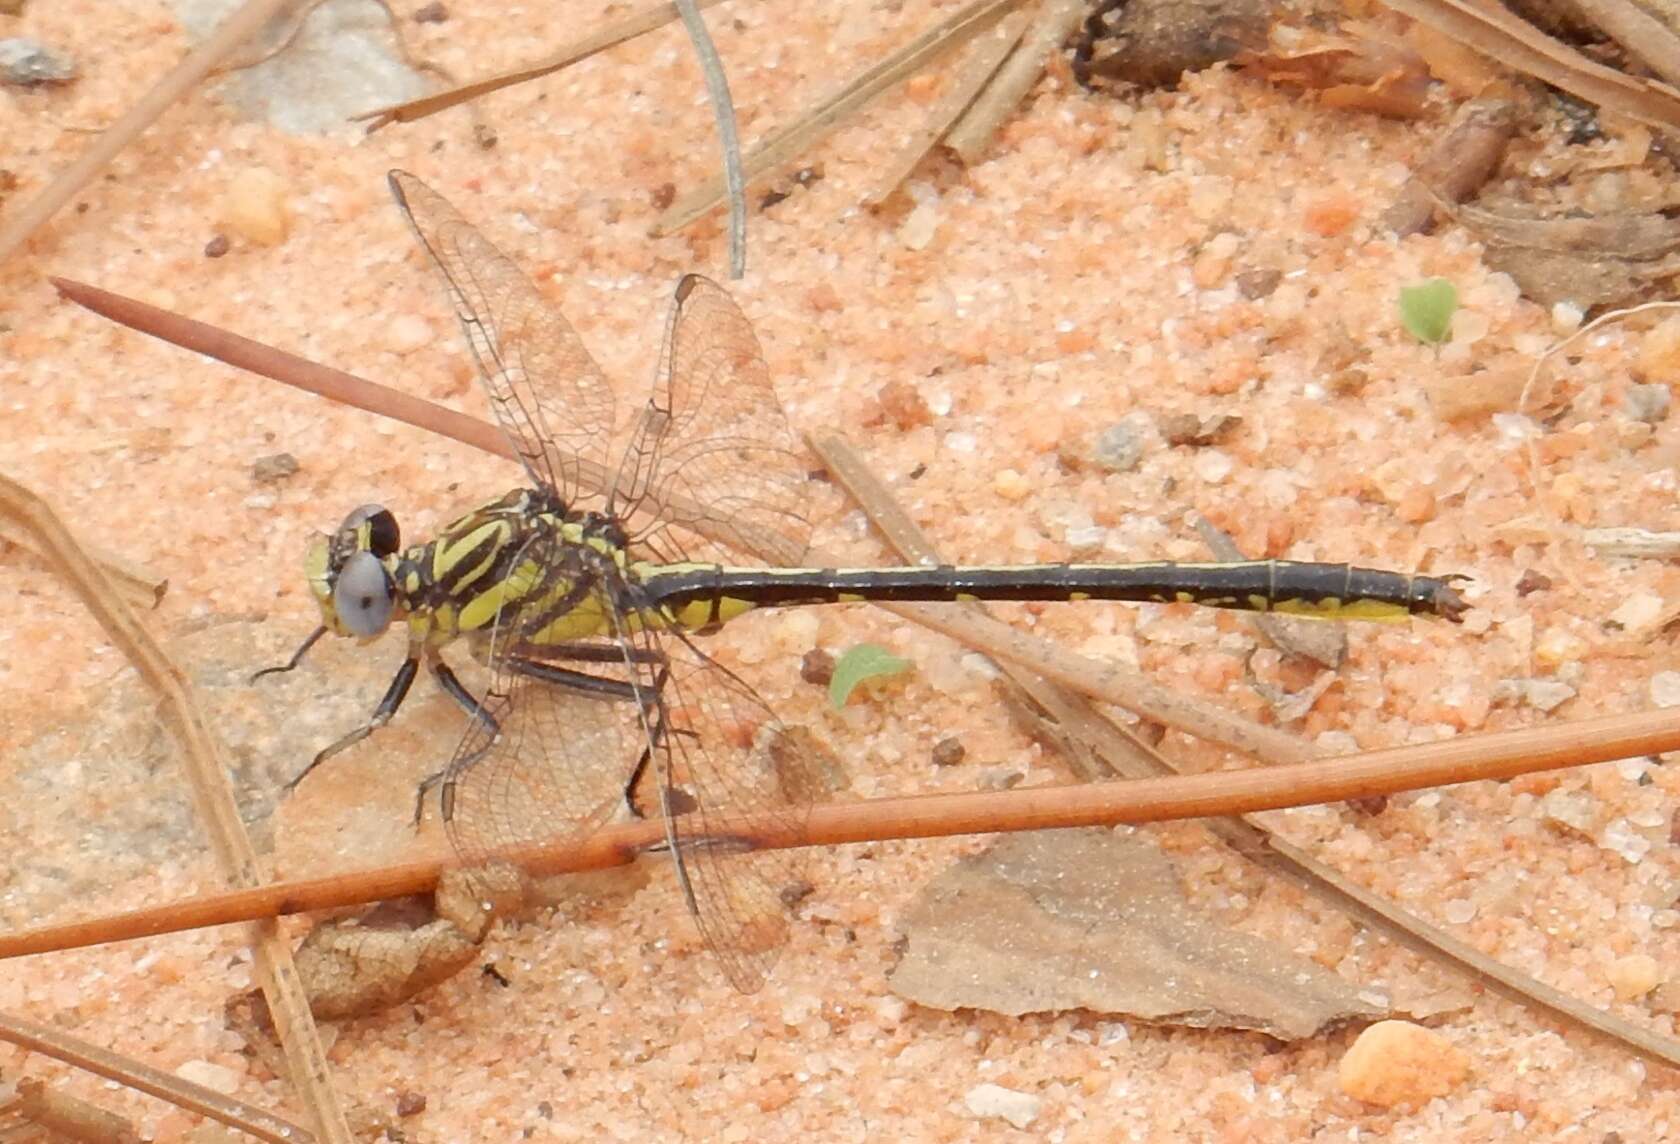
top-left (339, 503), bottom-right (402, 557)
top-left (333, 551), bottom-right (396, 638)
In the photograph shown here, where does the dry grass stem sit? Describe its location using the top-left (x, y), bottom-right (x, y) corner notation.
top-left (0, 473), bottom-right (352, 1143)
top-left (1379, 0), bottom-right (1680, 128)
top-left (655, 0), bottom-right (1023, 234)
top-left (353, 0), bottom-right (727, 131)
top-left (1573, 0), bottom-right (1680, 88)
top-left (865, 7), bottom-right (1032, 207)
top-left (0, 0), bottom-right (301, 263)
top-left (0, 1012), bottom-right (311, 1143)
top-left (0, 516), bottom-right (166, 610)
top-left (944, 0), bottom-right (1084, 164)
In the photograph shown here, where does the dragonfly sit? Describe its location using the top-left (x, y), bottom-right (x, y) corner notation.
top-left (265, 170), bottom-right (1467, 993)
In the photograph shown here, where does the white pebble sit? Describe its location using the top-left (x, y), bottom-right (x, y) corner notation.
top-left (175, 1059), bottom-right (240, 1094)
top-left (964, 1083), bottom-right (1042, 1129)
top-left (1651, 672), bottom-right (1680, 708)
top-left (1193, 449), bottom-right (1234, 484)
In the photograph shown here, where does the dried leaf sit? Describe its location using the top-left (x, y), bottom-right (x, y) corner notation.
top-left (889, 829), bottom-right (1387, 1038)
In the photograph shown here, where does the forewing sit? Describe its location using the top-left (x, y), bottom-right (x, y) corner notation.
top-left (626, 623), bottom-right (813, 993)
top-left (610, 275), bottom-right (811, 567)
top-left (388, 170), bottom-right (615, 507)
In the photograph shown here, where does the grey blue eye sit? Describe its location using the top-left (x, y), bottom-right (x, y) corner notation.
top-left (333, 551), bottom-right (395, 637)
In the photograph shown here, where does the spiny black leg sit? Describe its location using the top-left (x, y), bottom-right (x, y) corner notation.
top-left (507, 655), bottom-right (643, 700)
top-left (418, 659), bottom-right (499, 825)
top-left (622, 659), bottom-right (674, 811)
top-left (285, 654), bottom-right (419, 794)
top-left (251, 625), bottom-right (327, 683)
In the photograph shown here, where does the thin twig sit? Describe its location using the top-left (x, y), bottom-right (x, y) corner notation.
top-left (354, 0), bottom-right (729, 131)
top-left (674, 0), bottom-right (748, 277)
top-left (0, 1012), bottom-right (312, 1144)
top-left (0, 516), bottom-right (166, 611)
top-left (865, 6), bottom-right (1032, 207)
top-left (1573, 0), bottom-right (1680, 88)
top-left (3, 706), bottom-right (1676, 964)
top-left (1377, 0), bottom-right (1680, 129)
top-left (0, 473), bottom-right (352, 1144)
top-left (0, 0), bottom-right (301, 263)
top-left (944, 0), bottom-right (1083, 164)
top-left (655, 0), bottom-right (1022, 234)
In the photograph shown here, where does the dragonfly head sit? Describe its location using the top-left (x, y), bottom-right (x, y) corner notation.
top-left (306, 504), bottom-right (404, 642)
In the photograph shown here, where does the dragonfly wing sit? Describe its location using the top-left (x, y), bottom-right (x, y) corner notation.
top-left (388, 170), bottom-right (616, 508)
top-left (610, 274), bottom-right (812, 567)
top-left (624, 622), bottom-right (814, 993)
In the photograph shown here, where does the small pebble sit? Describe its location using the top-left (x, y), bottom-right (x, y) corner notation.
top-left (220, 168), bottom-right (290, 247)
top-left (964, 1083), bottom-right (1041, 1129)
top-left (993, 468), bottom-right (1031, 502)
top-left (175, 1059), bottom-right (240, 1095)
top-left (1607, 591), bottom-right (1664, 636)
top-left (1625, 382), bottom-right (1671, 424)
top-left (1514, 569), bottom-right (1552, 597)
top-left (930, 737), bottom-right (965, 768)
top-left (1089, 422), bottom-right (1143, 472)
top-left (1550, 301), bottom-right (1584, 335)
top-left (1638, 316), bottom-right (1680, 384)
top-left (800, 649), bottom-right (835, 686)
top-left (1337, 1021), bottom-right (1470, 1108)
top-left (1492, 677), bottom-right (1575, 712)
top-left (1650, 671), bottom-right (1680, 709)
top-left (1159, 412), bottom-right (1239, 447)
top-left (1540, 787), bottom-right (1596, 838)
top-left (1534, 627), bottom-right (1587, 669)
top-left (876, 379), bottom-right (932, 430)
top-left (203, 234), bottom-right (230, 259)
top-left (1235, 266), bottom-right (1281, 299)
top-left (395, 1090), bottom-right (428, 1117)
top-left (250, 452), bottom-right (299, 484)
top-left (899, 201), bottom-right (940, 251)
top-left (977, 765), bottom-right (1025, 791)
top-left (1607, 953), bottom-right (1663, 1001)
top-left (0, 37), bottom-right (76, 86)
top-left (412, 0), bottom-right (448, 21)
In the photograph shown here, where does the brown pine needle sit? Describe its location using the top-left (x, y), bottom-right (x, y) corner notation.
top-left (4, 707), bottom-right (1678, 963)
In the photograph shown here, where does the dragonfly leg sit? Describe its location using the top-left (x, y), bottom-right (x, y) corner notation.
top-left (433, 652), bottom-right (648, 826)
top-left (414, 658), bottom-right (499, 825)
top-left (285, 653), bottom-right (419, 795)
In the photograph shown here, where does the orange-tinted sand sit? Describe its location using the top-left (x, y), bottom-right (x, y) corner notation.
top-left (5, 1), bottom-right (1680, 1140)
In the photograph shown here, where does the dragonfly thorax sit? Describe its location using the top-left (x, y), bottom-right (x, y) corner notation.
top-left (304, 489), bottom-right (636, 651)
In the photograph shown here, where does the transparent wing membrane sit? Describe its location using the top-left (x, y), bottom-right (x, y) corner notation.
top-left (388, 170), bottom-right (616, 509)
top-left (611, 275), bottom-right (813, 568)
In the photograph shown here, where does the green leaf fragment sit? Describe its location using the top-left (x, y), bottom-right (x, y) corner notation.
top-left (828, 643), bottom-right (911, 708)
top-left (1398, 278), bottom-right (1458, 345)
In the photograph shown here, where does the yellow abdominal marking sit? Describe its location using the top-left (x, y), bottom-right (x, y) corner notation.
top-left (1269, 596), bottom-right (1409, 621)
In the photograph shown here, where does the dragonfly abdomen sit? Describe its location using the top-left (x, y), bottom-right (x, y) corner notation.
top-left (640, 560), bottom-right (1467, 625)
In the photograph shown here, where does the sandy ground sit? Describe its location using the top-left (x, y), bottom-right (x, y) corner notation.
top-left (6, 0), bottom-right (1680, 1140)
